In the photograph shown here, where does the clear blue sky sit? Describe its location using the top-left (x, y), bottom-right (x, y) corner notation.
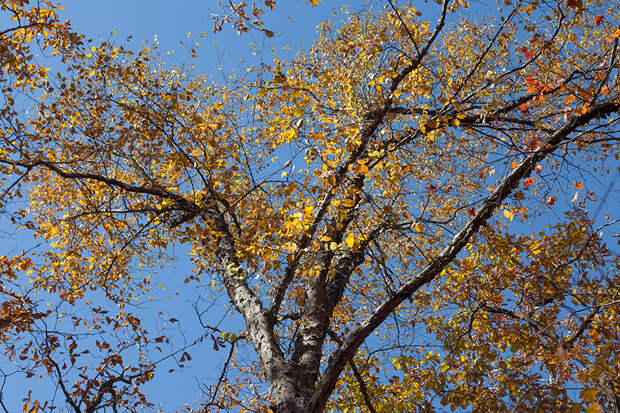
top-left (59, 0), bottom-right (368, 76)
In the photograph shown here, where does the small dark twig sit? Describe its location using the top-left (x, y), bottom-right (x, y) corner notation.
top-left (328, 330), bottom-right (378, 413)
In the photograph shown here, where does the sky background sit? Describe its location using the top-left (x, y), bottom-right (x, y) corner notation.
top-left (49, 2), bottom-right (365, 410)
top-left (1, 1), bottom-right (380, 411)
top-left (2, 1), bottom-right (617, 411)
top-left (59, 0), bottom-right (367, 76)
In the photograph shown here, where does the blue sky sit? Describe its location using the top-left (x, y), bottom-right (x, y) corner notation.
top-left (3, 1), bottom-right (616, 411)
top-left (1, 1), bottom-right (377, 411)
top-left (58, 0), bottom-right (366, 76)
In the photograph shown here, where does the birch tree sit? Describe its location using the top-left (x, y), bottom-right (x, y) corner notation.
top-left (0, 0), bottom-right (619, 411)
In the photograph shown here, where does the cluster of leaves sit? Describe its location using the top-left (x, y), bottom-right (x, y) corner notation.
top-left (210, 0), bottom-right (320, 35)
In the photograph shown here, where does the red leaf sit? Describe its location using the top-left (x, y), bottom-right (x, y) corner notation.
top-left (594, 15), bottom-right (604, 25)
top-left (522, 177), bottom-right (536, 188)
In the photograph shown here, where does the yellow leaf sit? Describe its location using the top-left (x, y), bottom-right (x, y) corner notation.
top-left (293, 107), bottom-right (305, 117)
top-left (329, 242), bottom-right (338, 251)
top-left (342, 198), bottom-right (356, 208)
top-left (356, 163), bottom-right (369, 175)
top-left (345, 233), bottom-right (355, 248)
top-left (585, 402), bottom-right (601, 413)
top-left (503, 209), bottom-right (514, 221)
top-left (581, 388), bottom-right (597, 403)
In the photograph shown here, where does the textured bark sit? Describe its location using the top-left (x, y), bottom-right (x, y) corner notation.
top-left (9, 95), bottom-right (616, 413)
top-left (5, 4), bottom-right (615, 410)
top-left (305, 100), bottom-right (620, 413)
top-left (600, 373), bottom-right (620, 413)
top-left (273, 5), bottom-right (453, 407)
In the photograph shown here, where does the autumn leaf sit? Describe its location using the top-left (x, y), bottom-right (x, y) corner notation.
top-left (564, 94), bottom-right (576, 104)
top-left (520, 46), bottom-right (534, 59)
top-left (345, 233), bottom-right (355, 248)
top-left (522, 177), bottom-right (537, 188)
top-left (581, 388), bottom-right (597, 402)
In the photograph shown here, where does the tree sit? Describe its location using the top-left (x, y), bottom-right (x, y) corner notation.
top-left (0, 0), bottom-right (619, 412)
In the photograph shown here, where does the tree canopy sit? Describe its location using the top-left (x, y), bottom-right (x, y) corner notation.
top-left (0, 0), bottom-right (619, 412)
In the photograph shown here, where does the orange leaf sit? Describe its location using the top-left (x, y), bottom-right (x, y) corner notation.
top-left (564, 94), bottom-right (575, 104)
top-left (522, 177), bottom-right (536, 188)
top-left (573, 180), bottom-right (583, 189)
top-left (519, 46), bottom-right (534, 59)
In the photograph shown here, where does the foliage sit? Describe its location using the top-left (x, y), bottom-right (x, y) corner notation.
top-left (0, 0), bottom-right (619, 412)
